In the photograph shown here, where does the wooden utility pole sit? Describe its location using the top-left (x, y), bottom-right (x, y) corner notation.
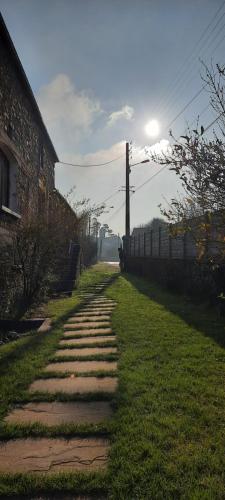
top-left (125, 141), bottom-right (130, 238)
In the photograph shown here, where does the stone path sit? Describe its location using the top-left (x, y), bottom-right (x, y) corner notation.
top-left (2, 279), bottom-right (118, 478)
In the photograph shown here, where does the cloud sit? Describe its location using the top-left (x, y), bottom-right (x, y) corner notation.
top-left (37, 74), bottom-right (102, 153)
top-left (107, 105), bottom-right (134, 127)
top-left (148, 139), bottom-right (170, 155)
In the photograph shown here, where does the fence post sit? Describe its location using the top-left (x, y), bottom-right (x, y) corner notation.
top-left (159, 227), bottom-right (161, 257)
top-left (143, 232), bottom-right (146, 257)
top-left (151, 230), bottom-right (153, 257)
top-left (169, 234), bottom-right (172, 259)
top-left (183, 232), bottom-right (186, 260)
top-left (138, 234), bottom-right (140, 256)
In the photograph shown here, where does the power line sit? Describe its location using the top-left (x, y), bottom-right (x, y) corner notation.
top-left (153, 1), bottom-right (225, 120)
top-left (135, 165), bottom-right (168, 193)
top-left (135, 112), bottom-right (224, 197)
top-left (164, 85), bottom-right (206, 132)
top-left (108, 112), bottom-right (225, 228)
top-left (203, 110), bottom-right (224, 132)
top-left (56, 153), bottom-right (124, 168)
top-left (100, 190), bottom-right (120, 205)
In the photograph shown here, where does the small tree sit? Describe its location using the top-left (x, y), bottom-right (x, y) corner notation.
top-left (150, 63), bottom-right (225, 263)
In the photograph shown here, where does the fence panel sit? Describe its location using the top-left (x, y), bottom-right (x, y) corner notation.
top-left (129, 227), bottom-right (205, 260)
top-left (160, 227), bottom-right (170, 258)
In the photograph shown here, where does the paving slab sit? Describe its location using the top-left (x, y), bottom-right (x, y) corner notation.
top-left (90, 298), bottom-right (115, 302)
top-left (55, 347), bottom-right (117, 357)
top-left (89, 305), bottom-right (116, 309)
top-left (67, 316), bottom-right (111, 323)
top-left (64, 322), bottom-right (111, 330)
top-left (81, 308), bottom-right (114, 313)
top-left (29, 377), bottom-right (118, 394)
top-left (63, 328), bottom-right (113, 337)
top-left (5, 401), bottom-right (113, 425)
top-left (0, 437), bottom-right (109, 473)
top-left (75, 311), bottom-right (112, 316)
top-left (44, 360), bottom-right (118, 373)
top-left (60, 336), bottom-right (116, 345)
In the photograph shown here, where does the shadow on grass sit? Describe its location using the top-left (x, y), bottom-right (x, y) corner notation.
top-left (124, 271), bottom-right (225, 349)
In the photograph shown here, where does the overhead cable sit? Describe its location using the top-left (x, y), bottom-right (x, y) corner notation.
top-left (56, 153), bottom-right (124, 168)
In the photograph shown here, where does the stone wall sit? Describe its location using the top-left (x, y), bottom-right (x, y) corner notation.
top-left (0, 15), bottom-right (82, 317)
top-left (0, 14), bottom-right (57, 236)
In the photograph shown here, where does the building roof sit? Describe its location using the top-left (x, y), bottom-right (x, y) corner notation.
top-left (0, 13), bottom-right (59, 163)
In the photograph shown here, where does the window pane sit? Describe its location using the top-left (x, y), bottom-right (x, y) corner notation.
top-left (0, 150), bottom-right (9, 207)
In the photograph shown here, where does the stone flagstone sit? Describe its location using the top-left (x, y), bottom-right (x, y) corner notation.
top-left (0, 437), bottom-right (109, 473)
top-left (81, 307), bottom-right (114, 313)
top-left (60, 336), bottom-right (116, 345)
top-left (67, 315), bottom-right (111, 323)
top-left (64, 322), bottom-right (110, 330)
top-left (44, 360), bottom-right (118, 373)
top-left (5, 401), bottom-right (113, 425)
top-left (55, 347), bottom-right (117, 356)
top-left (75, 310), bottom-right (113, 316)
top-left (29, 376), bottom-right (118, 394)
top-left (63, 328), bottom-right (113, 337)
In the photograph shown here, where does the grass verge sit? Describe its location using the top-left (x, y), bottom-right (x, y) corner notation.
top-left (104, 272), bottom-right (225, 499)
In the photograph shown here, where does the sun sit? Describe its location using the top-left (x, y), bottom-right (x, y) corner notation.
top-left (145, 119), bottom-right (160, 138)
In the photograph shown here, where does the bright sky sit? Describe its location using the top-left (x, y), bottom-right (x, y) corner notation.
top-left (0, 0), bottom-right (224, 235)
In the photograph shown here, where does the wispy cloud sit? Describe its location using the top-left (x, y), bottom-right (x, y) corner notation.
top-left (37, 73), bottom-right (102, 153)
top-left (107, 105), bottom-right (134, 127)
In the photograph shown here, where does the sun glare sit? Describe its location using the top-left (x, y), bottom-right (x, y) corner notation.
top-left (145, 119), bottom-right (160, 137)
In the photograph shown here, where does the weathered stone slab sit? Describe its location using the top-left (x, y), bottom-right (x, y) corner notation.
top-left (60, 336), bottom-right (116, 345)
top-left (90, 299), bottom-right (115, 303)
top-left (75, 310), bottom-right (112, 316)
top-left (5, 401), bottom-right (113, 425)
top-left (64, 322), bottom-right (110, 329)
top-left (29, 377), bottom-right (118, 394)
top-left (81, 308), bottom-right (114, 313)
top-left (63, 328), bottom-right (113, 337)
top-left (55, 347), bottom-right (117, 357)
top-left (67, 315), bottom-right (111, 323)
top-left (44, 360), bottom-right (118, 373)
top-left (0, 437), bottom-right (109, 472)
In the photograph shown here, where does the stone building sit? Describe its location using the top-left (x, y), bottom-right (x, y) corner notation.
top-left (0, 14), bottom-right (80, 316)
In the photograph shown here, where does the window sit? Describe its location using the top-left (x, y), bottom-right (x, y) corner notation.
top-left (0, 149), bottom-right (9, 208)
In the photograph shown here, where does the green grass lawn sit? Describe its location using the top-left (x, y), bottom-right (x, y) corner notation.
top-left (1, 264), bottom-right (225, 498)
top-left (107, 273), bottom-right (225, 499)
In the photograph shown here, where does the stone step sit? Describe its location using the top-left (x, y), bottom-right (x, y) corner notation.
top-left (75, 311), bottom-right (112, 317)
top-left (64, 322), bottom-right (110, 330)
top-left (67, 316), bottom-right (111, 323)
top-left (5, 401), bottom-right (113, 425)
top-left (29, 377), bottom-right (118, 394)
top-left (63, 328), bottom-right (113, 337)
top-left (90, 299), bottom-right (116, 303)
top-left (44, 360), bottom-right (118, 373)
top-left (81, 307), bottom-right (114, 313)
top-left (55, 347), bottom-right (117, 357)
top-left (60, 336), bottom-right (116, 345)
top-left (0, 437), bottom-right (109, 473)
